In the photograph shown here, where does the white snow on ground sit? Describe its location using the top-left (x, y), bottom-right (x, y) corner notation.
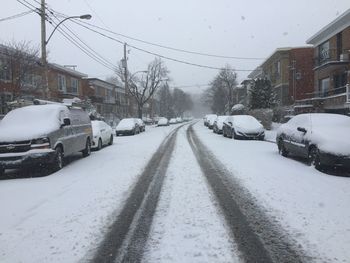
top-left (264, 122), bottom-right (280, 142)
top-left (143, 126), bottom-right (241, 263)
top-left (0, 124), bottom-right (181, 263)
top-left (194, 122), bottom-right (350, 263)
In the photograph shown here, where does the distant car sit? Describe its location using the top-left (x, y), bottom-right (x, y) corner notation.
top-left (276, 113), bottom-right (350, 170)
top-left (135, 118), bottom-right (146, 132)
top-left (223, 115), bottom-right (264, 140)
top-left (91, 120), bottom-right (113, 150)
top-left (157, 117), bottom-right (169, 126)
top-left (207, 114), bottom-right (218, 129)
top-left (169, 118), bottom-right (177, 124)
top-left (115, 118), bottom-right (140, 136)
top-left (213, 116), bottom-right (228, 134)
top-left (142, 117), bottom-right (153, 125)
top-left (176, 117), bottom-right (183, 123)
top-left (204, 114), bottom-right (216, 127)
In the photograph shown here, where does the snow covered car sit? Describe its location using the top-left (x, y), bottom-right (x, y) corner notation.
top-left (223, 115), bottom-right (265, 140)
top-left (0, 104), bottom-right (92, 175)
top-left (176, 117), bottom-right (183, 123)
top-left (206, 114), bottom-right (218, 129)
top-left (213, 116), bottom-right (228, 134)
top-left (276, 113), bottom-right (350, 170)
top-left (157, 117), bottom-right (169, 126)
top-left (169, 118), bottom-right (177, 124)
top-left (135, 118), bottom-right (146, 132)
top-left (91, 120), bottom-right (113, 150)
top-left (115, 118), bottom-right (140, 136)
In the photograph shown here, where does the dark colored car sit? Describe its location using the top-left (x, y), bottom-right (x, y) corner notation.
top-left (0, 104), bottom-right (92, 175)
top-left (213, 116), bottom-right (228, 134)
top-left (115, 118), bottom-right (140, 136)
top-left (276, 113), bottom-right (350, 170)
top-left (223, 115), bottom-right (265, 140)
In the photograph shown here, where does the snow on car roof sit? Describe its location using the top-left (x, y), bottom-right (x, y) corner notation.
top-left (0, 104), bottom-right (68, 141)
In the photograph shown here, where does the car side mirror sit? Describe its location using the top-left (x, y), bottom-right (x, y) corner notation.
top-left (61, 118), bottom-right (71, 127)
top-left (228, 121), bottom-right (233, 126)
top-left (297, 127), bottom-right (307, 133)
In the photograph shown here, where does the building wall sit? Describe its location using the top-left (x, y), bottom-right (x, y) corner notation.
top-left (289, 48), bottom-right (314, 101)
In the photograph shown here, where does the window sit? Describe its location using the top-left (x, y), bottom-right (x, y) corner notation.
top-left (319, 41), bottom-right (330, 63)
top-left (22, 74), bottom-right (42, 89)
top-left (319, 78), bottom-right (330, 97)
top-left (58, 74), bottom-right (66, 92)
top-left (71, 78), bottom-right (78, 94)
top-left (0, 60), bottom-right (11, 81)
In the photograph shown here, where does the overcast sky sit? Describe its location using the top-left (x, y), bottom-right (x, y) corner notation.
top-left (1, 0), bottom-right (350, 94)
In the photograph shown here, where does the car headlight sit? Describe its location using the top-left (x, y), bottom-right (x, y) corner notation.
top-left (31, 137), bottom-right (50, 149)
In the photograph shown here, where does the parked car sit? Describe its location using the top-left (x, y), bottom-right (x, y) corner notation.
top-left (157, 117), bottom-right (169, 126)
top-left (169, 118), bottom-right (177, 124)
top-left (213, 116), bottom-right (228, 134)
top-left (207, 114), bottom-right (218, 129)
top-left (176, 117), bottom-right (183, 123)
top-left (135, 118), bottom-right (146, 132)
top-left (204, 114), bottom-right (216, 127)
top-left (91, 120), bottom-right (113, 150)
top-left (276, 113), bottom-right (350, 170)
top-left (142, 117), bottom-right (153, 125)
top-left (0, 104), bottom-right (92, 175)
top-left (115, 118), bottom-right (140, 136)
top-left (223, 115), bottom-right (265, 140)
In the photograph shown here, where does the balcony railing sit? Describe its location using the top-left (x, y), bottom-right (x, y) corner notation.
top-left (314, 49), bottom-right (349, 67)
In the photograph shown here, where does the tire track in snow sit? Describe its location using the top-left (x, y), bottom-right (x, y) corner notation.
top-left (142, 125), bottom-right (241, 262)
top-left (91, 123), bottom-right (187, 263)
top-left (187, 124), bottom-right (310, 263)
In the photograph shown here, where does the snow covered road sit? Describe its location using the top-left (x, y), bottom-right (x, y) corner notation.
top-left (1, 121), bottom-right (349, 263)
top-left (0, 124), bottom-right (182, 263)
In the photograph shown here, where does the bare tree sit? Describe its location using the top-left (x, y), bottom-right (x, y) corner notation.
top-left (202, 64), bottom-right (238, 114)
top-left (0, 40), bottom-right (41, 99)
top-left (117, 57), bottom-right (169, 118)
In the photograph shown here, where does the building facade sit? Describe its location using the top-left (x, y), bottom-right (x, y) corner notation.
top-left (295, 9), bottom-right (350, 114)
top-left (84, 78), bottom-right (127, 124)
top-left (250, 47), bottom-right (314, 108)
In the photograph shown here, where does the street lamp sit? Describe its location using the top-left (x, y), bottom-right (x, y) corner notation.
top-left (41, 14), bottom-right (92, 99)
top-left (46, 15), bottom-right (92, 45)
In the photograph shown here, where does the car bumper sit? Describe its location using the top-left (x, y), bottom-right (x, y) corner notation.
top-left (91, 137), bottom-right (99, 148)
top-left (0, 149), bottom-right (56, 169)
top-left (319, 152), bottom-right (350, 168)
top-left (236, 133), bottom-right (265, 140)
top-left (116, 130), bottom-right (134, 135)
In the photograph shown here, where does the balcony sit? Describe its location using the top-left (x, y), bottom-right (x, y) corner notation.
top-left (294, 84), bottom-right (350, 112)
top-left (314, 49), bottom-right (349, 68)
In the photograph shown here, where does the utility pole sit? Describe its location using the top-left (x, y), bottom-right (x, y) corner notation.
top-left (40, 0), bottom-right (49, 99)
top-left (123, 43), bottom-right (129, 117)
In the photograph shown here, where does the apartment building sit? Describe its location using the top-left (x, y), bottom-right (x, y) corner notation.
top-left (296, 9), bottom-right (350, 114)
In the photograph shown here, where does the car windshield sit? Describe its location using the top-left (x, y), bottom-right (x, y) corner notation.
top-left (1, 1), bottom-right (350, 263)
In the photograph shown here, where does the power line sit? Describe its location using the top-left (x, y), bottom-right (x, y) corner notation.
top-left (47, 12), bottom-right (117, 70)
top-left (47, 20), bottom-right (116, 72)
top-left (16, 0), bottom-right (39, 13)
top-left (0, 10), bottom-right (34, 22)
top-left (60, 16), bottom-right (255, 72)
top-left (47, 8), bottom-right (264, 61)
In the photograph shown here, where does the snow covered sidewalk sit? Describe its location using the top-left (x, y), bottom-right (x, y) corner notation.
top-left (193, 122), bottom-right (350, 263)
top-left (143, 126), bottom-right (240, 263)
top-left (0, 125), bottom-right (180, 263)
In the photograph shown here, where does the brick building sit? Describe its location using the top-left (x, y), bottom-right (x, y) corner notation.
top-left (295, 9), bottom-right (350, 114)
top-left (249, 47), bottom-right (314, 107)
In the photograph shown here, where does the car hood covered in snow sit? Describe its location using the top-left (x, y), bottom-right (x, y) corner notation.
top-left (233, 115), bottom-right (264, 133)
top-left (0, 104), bottom-right (68, 142)
top-left (116, 118), bottom-right (135, 130)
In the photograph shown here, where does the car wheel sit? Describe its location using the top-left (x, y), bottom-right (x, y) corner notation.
top-left (52, 146), bottom-right (64, 172)
top-left (232, 129), bottom-right (237, 139)
top-left (223, 129), bottom-right (227, 137)
top-left (308, 146), bottom-right (321, 169)
top-left (82, 138), bottom-right (91, 157)
top-left (278, 139), bottom-right (289, 157)
top-left (97, 138), bottom-right (102, 151)
top-left (0, 166), bottom-right (4, 176)
top-left (108, 135), bottom-right (113, 145)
